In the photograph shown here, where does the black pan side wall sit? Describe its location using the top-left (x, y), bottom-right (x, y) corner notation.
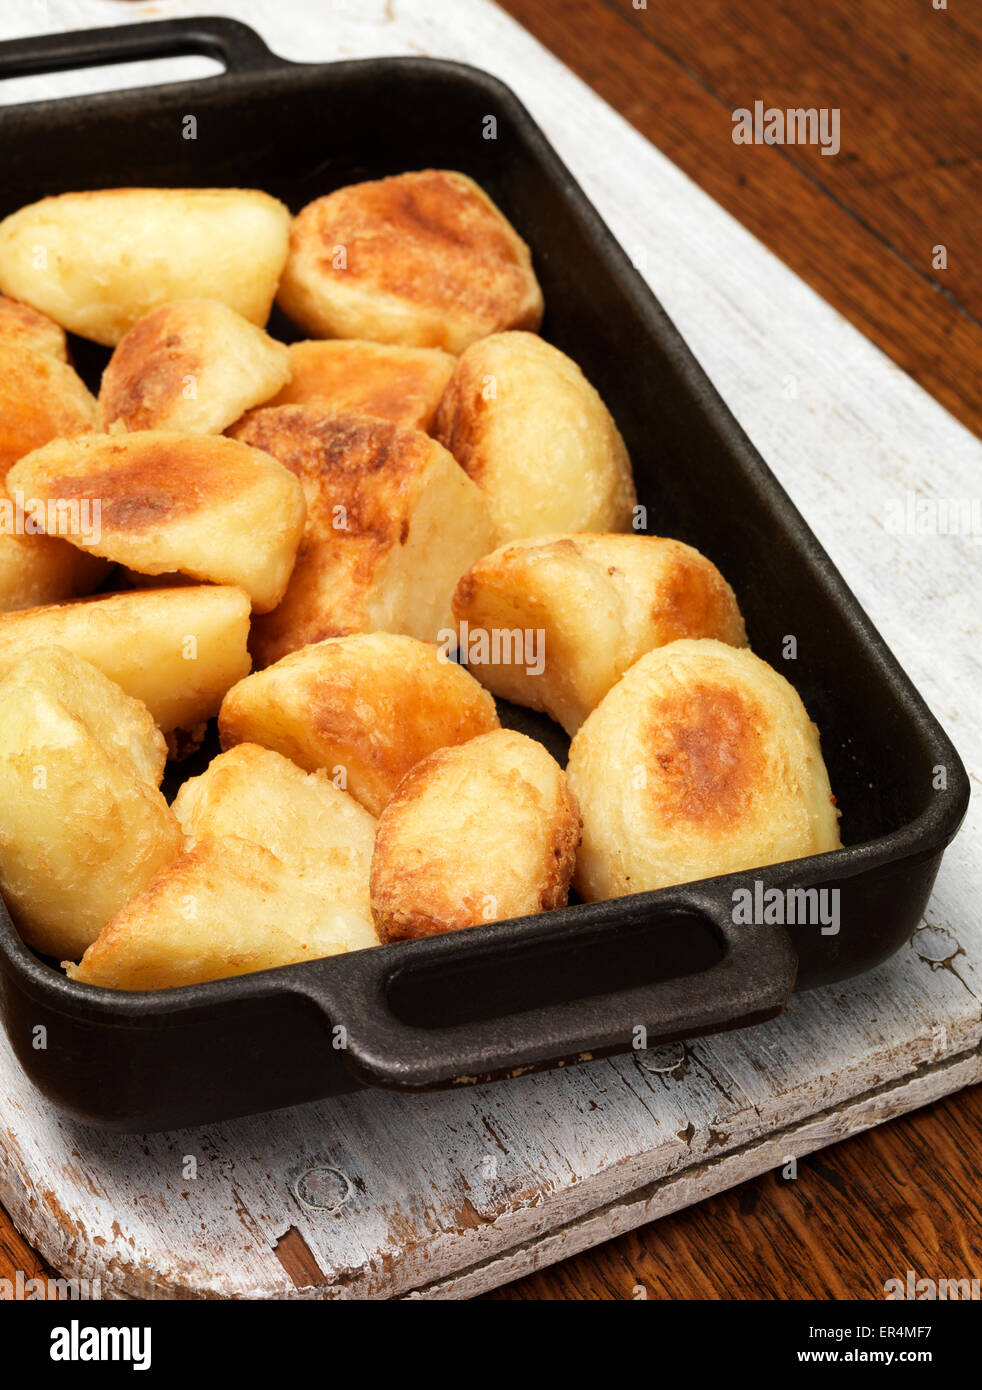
top-left (0, 952), bottom-right (356, 1132)
top-left (0, 847), bottom-right (942, 1131)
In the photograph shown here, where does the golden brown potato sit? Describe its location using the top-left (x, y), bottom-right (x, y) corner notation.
top-left (264, 339), bottom-right (456, 432)
top-left (0, 350), bottom-right (106, 605)
top-left (435, 331), bottom-right (636, 542)
top-left (0, 646), bottom-right (182, 961)
top-left (567, 639), bottom-right (842, 901)
top-left (172, 743), bottom-right (378, 928)
top-left (0, 344), bottom-right (96, 470)
top-left (277, 170), bottom-right (543, 353)
top-left (98, 299), bottom-right (291, 434)
top-left (0, 188), bottom-right (291, 345)
top-left (452, 534), bottom-right (748, 734)
top-left (230, 407), bottom-right (494, 666)
top-left (0, 294), bottom-right (67, 360)
top-left (67, 835), bottom-right (378, 991)
top-left (219, 632), bottom-right (500, 816)
top-left (0, 584), bottom-right (251, 733)
top-left (7, 431), bottom-right (306, 612)
top-left (371, 729), bottom-right (580, 942)
top-left (0, 524), bottom-right (109, 612)
top-left (5, 644), bottom-right (168, 786)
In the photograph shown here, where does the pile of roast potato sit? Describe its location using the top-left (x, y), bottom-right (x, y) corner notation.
top-left (0, 171), bottom-right (840, 991)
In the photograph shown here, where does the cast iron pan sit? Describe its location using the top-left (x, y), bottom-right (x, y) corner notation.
top-left (0, 18), bottom-right (969, 1130)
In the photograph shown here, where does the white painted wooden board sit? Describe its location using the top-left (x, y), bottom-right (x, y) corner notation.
top-left (0, 0), bottom-right (980, 1300)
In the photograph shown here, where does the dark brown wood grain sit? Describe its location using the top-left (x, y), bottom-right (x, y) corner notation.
top-left (2, 0), bottom-right (980, 1301)
top-left (496, 0), bottom-right (982, 438)
top-left (0, 1208), bottom-right (58, 1295)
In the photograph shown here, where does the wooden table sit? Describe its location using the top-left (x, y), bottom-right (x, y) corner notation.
top-left (0, 0), bottom-right (979, 1300)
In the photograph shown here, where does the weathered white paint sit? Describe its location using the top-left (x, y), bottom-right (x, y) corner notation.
top-left (0, 0), bottom-right (979, 1300)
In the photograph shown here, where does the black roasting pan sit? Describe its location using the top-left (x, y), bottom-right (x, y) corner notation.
top-left (0, 18), bottom-right (969, 1131)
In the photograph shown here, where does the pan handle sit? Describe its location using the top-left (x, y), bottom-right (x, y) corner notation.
top-left (0, 17), bottom-right (284, 82)
top-left (293, 886), bottom-right (798, 1090)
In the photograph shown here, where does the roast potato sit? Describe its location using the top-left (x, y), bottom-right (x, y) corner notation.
top-left (567, 639), bottom-right (841, 900)
top-left (98, 299), bottom-right (291, 434)
top-left (264, 339), bottom-right (457, 432)
top-left (0, 188), bottom-right (290, 345)
top-left (67, 835), bottom-right (378, 991)
top-left (229, 407), bottom-right (494, 666)
top-left (371, 729), bottom-right (581, 942)
top-left (173, 742), bottom-right (378, 928)
top-left (219, 632), bottom-right (500, 816)
top-left (0, 519), bottom-right (109, 613)
top-left (0, 294), bottom-right (67, 360)
top-left (0, 584), bottom-right (251, 733)
top-left (452, 534), bottom-right (748, 733)
top-left (0, 344), bottom-right (96, 471)
top-left (0, 339), bottom-right (105, 605)
top-left (0, 646), bottom-right (182, 960)
top-left (276, 170), bottom-right (543, 352)
top-left (7, 431), bottom-right (306, 612)
top-left (435, 331), bottom-right (636, 542)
